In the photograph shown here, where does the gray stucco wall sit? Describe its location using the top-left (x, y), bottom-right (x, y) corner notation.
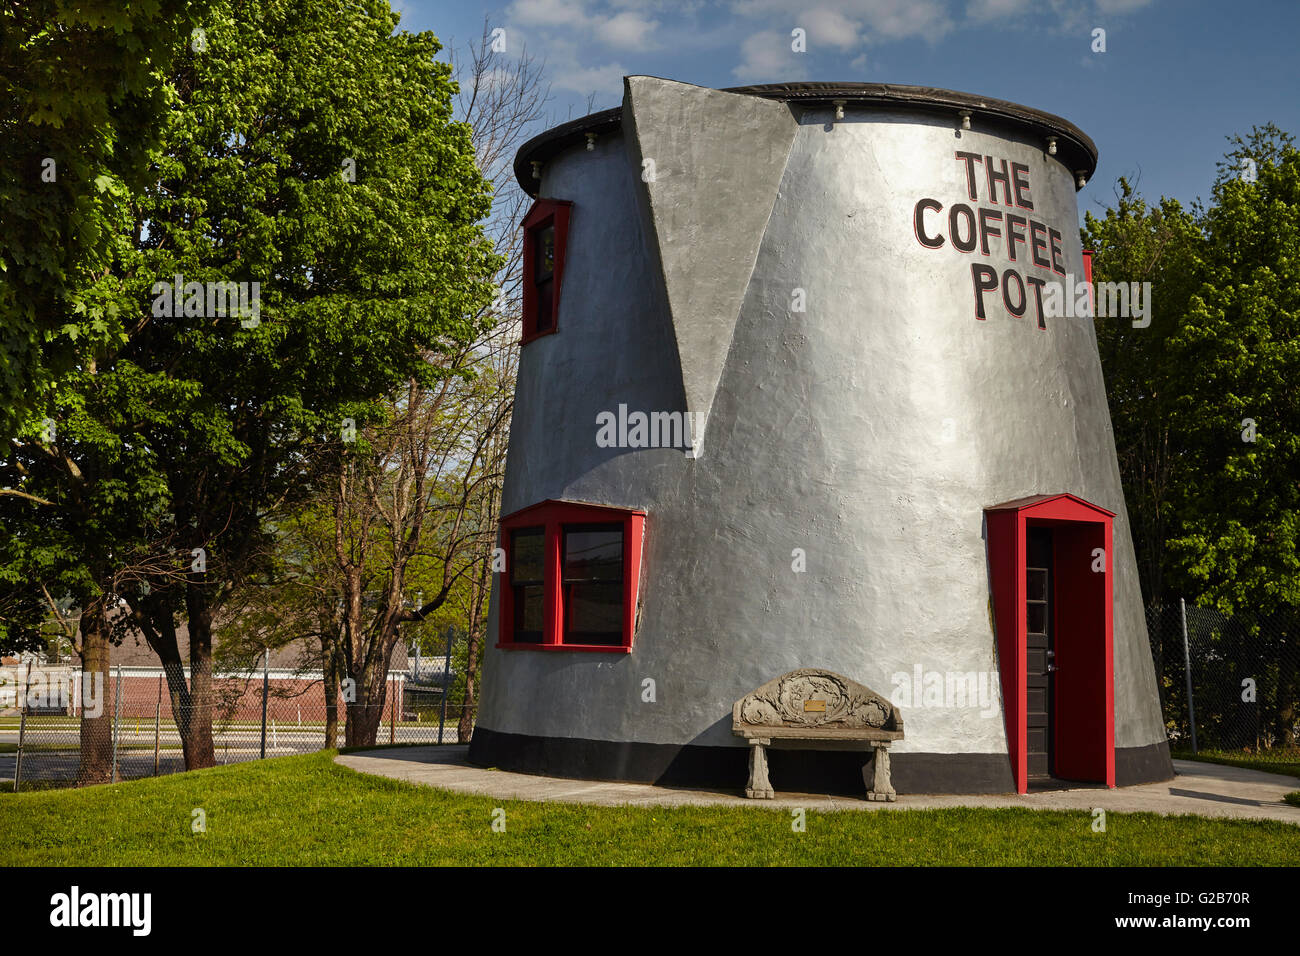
top-left (477, 78), bottom-right (1167, 762)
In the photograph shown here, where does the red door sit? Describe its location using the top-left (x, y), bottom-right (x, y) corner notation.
top-left (986, 494), bottom-right (1115, 794)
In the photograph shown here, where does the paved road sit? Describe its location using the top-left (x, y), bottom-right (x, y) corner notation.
top-left (335, 748), bottom-right (1300, 825)
top-left (0, 725), bottom-right (461, 784)
top-left (0, 725), bottom-right (461, 748)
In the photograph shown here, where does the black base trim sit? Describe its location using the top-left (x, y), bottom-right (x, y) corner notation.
top-left (1114, 737), bottom-right (1175, 786)
top-left (468, 728), bottom-right (1176, 795)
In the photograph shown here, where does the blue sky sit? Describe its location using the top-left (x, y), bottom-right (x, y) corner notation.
top-left (398, 0), bottom-right (1300, 220)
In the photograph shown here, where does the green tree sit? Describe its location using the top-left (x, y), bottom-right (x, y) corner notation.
top-left (1087, 126), bottom-right (1300, 747)
top-left (1082, 179), bottom-right (1204, 603)
top-left (327, 351), bottom-right (509, 746)
top-left (1163, 127), bottom-right (1300, 746)
top-left (1, 0), bottom-right (500, 774)
top-left (0, 0), bottom-right (205, 440)
top-left (2, 0), bottom-right (208, 780)
top-left (1162, 126), bottom-right (1300, 617)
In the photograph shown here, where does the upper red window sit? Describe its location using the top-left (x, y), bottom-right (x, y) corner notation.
top-left (498, 499), bottom-right (645, 653)
top-left (521, 199), bottom-right (572, 343)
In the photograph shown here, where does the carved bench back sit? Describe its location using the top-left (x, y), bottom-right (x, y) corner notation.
top-left (732, 668), bottom-right (904, 738)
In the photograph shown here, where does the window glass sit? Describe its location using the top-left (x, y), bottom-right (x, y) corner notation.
top-left (563, 528), bottom-right (622, 581)
top-left (535, 276), bottom-right (553, 332)
top-left (562, 526), bottom-right (623, 644)
top-left (511, 528), bottom-right (545, 584)
top-left (536, 224), bottom-right (555, 280)
top-left (1026, 568), bottom-right (1048, 602)
top-left (511, 527), bottom-right (545, 643)
top-left (514, 585), bottom-right (545, 641)
top-left (565, 583), bottom-right (623, 644)
top-left (1027, 601), bottom-right (1048, 635)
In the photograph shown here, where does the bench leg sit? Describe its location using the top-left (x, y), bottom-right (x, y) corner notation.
top-left (863, 745), bottom-right (896, 802)
top-left (745, 739), bottom-right (774, 799)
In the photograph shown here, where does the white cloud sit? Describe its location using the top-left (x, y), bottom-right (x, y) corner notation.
top-left (510, 0), bottom-right (594, 29)
top-left (966, 0), bottom-right (1035, 18)
top-left (503, 0), bottom-right (663, 103)
top-left (734, 0), bottom-right (953, 44)
top-left (732, 29), bottom-right (807, 82)
top-left (965, 0), bottom-right (1157, 32)
top-left (802, 7), bottom-right (860, 51)
top-left (1095, 0), bottom-right (1156, 12)
top-left (595, 10), bottom-right (660, 48)
top-left (509, 0), bottom-right (662, 48)
top-left (498, 0), bottom-right (1159, 113)
top-left (551, 60), bottom-right (630, 95)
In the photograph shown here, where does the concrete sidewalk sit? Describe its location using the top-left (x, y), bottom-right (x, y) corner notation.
top-left (335, 746), bottom-right (1300, 825)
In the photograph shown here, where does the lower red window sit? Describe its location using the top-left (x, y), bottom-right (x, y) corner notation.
top-left (498, 500), bottom-right (645, 652)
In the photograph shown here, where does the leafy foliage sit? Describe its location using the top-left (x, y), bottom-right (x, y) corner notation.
top-left (1163, 126), bottom-right (1300, 615)
top-left (0, 0), bottom-right (501, 765)
top-left (1085, 126), bottom-right (1300, 618)
top-left (0, 0), bottom-right (205, 440)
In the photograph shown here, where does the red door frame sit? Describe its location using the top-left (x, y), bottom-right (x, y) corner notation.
top-left (986, 493), bottom-right (1115, 793)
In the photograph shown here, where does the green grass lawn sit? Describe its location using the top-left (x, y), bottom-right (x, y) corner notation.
top-left (2, 750), bottom-right (1297, 866)
top-left (1173, 749), bottom-right (1300, 781)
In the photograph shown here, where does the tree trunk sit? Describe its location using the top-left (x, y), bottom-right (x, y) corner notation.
top-left (76, 597), bottom-right (113, 786)
top-left (343, 623), bottom-right (404, 747)
top-left (458, 540), bottom-right (491, 744)
top-left (136, 603), bottom-right (198, 760)
top-left (321, 632), bottom-right (342, 749)
top-left (343, 662), bottom-right (387, 746)
top-left (181, 584), bottom-right (217, 769)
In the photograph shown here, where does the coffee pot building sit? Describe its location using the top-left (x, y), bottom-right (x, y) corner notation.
top-left (467, 77), bottom-right (1174, 794)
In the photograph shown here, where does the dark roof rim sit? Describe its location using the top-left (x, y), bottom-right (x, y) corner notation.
top-left (513, 80), bottom-right (1098, 196)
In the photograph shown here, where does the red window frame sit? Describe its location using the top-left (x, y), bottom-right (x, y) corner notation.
top-left (521, 199), bottom-right (573, 344)
top-left (498, 499), bottom-right (645, 653)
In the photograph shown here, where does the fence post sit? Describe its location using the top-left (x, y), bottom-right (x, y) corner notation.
top-left (1180, 598), bottom-right (1198, 754)
top-left (13, 661), bottom-right (29, 792)
top-left (111, 664), bottom-right (122, 783)
top-left (438, 627), bottom-right (453, 744)
top-left (389, 676), bottom-right (396, 745)
top-left (13, 710), bottom-right (25, 793)
top-left (260, 647), bottom-right (269, 760)
top-left (154, 675), bottom-right (162, 775)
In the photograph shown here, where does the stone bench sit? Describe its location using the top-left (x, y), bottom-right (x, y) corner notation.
top-left (732, 668), bottom-right (904, 802)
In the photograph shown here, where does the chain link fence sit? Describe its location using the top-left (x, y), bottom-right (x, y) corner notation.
top-left (1, 629), bottom-right (479, 790)
top-left (1146, 601), bottom-right (1300, 762)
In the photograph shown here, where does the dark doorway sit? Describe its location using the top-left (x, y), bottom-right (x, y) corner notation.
top-left (1025, 527), bottom-right (1055, 779)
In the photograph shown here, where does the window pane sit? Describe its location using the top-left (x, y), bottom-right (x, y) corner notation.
top-left (564, 581), bottom-right (623, 645)
top-left (535, 225), bottom-right (555, 279)
top-left (513, 584), bottom-right (544, 642)
top-left (535, 277), bottom-right (553, 332)
top-left (1027, 601), bottom-right (1047, 635)
top-left (511, 528), bottom-right (544, 584)
top-left (563, 528), bottom-right (622, 583)
top-left (1027, 528), bottom-right (1052, 567)
top-left (1026, 568), bottom-right (1047, 602)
